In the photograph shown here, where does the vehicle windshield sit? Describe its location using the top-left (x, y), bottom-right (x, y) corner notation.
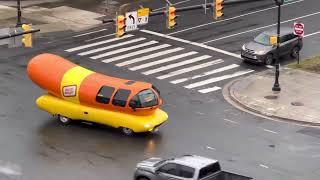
top-left (254, 33), bottom-right (271, 46)
top-left (130, 89), bottom-right (158, 108)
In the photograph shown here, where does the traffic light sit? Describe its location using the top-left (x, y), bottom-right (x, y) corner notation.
top-left (22, 24), bottom-right (32, 47)
top-left (168, 6), bottom-right (177, 29)
top-left (116, 15), bottom-right (126, 37)
top-left (215, 0), bottom-right (224, 19)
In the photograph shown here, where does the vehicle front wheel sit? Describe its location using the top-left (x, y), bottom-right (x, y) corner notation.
top-left (291, 46), bottom-right (300, 58)
top-left (121, 127), bottom-right (134, 136)
top-left (264, 54), bottom-right (274, 65)
top-left (58, 115), bottom-right (71, 125)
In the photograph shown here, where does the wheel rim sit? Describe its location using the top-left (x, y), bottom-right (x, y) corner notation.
top-left (60, 116), bottom-right (69, 123)
top-left (292, 48), bottom-right (299, 57)
top-left (122, 128), bottom-right (133, 135)
top-left (265, 55), bottom-right (273, 65)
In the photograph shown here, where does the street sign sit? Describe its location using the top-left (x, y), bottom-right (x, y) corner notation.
top-left (137, 8), bottom-right (150, 25)
top-left (293, 22), bottom-right (304, 37)
top-left (125, 11), bottom-right (138, 32)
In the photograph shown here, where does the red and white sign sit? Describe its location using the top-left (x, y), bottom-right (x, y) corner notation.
top-left (63, 85), bottom-right (77, 97)
top-left (293, 22), bottom-right (304, 37)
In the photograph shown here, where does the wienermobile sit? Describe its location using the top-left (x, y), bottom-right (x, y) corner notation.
top-left (27, 53), bottom-right (168, 135)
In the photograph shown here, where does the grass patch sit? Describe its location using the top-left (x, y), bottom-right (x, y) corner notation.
top-left (287, 56), bottom-right (320, 74)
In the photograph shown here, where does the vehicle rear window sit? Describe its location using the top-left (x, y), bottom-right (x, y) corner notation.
top-left (198, 163), bottom-right (221, 179)
top-left (112, 89), bottom-right (131, 107)
top-left (96, 86), bottom-right (115, 104)
top-left (179, 165), bottom-right (195, 178)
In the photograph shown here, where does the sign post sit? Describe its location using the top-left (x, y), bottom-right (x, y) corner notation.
top-left (125, 11), bottom-right (138, 32)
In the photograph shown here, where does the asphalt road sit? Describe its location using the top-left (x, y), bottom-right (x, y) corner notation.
top-left (0, 0), bottom-right (320, 180)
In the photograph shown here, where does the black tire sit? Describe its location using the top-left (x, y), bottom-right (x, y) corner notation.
top-left (58, 115), bottom-right (71, 125)
top-left (264, 54), bottom-right (274, 65)
top-left (291, 46), bottom-right (300, 58)
top-left (121, 127), bottom-right (134, 136)
top-left (137, 177), bottom-right (150, 180)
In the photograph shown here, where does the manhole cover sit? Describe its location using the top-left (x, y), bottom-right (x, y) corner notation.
top-left (264, 95), bottom-right (278, 100)
top-left (291, 102), bottom-right (304, 106)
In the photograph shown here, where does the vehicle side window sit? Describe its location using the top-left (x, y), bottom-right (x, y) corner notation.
top-left (198, 163), bottom-right (221, 179)
top-left (112, 89), bottom-right (131, 107)
top-left (281, 34), bottom-right (297, 43)
top-left (96, 86), bottom-right (115, 104)
top-left (158, 163), bottom-right (179, 176)
top-left (178, 165), bottom-right (195, 178)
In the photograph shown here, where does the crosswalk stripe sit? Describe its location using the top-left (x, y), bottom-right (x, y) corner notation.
top-left (117, 48), bottom-right (184, 67)
top-left (142, 55), bottom-right (212, 75)
top-left (73, 29), bottom-right (108, 38)
top-left (198, 87), bottom-right (221, 93)
top-left (129, 51), bottom-right (198, 71)
top-left (78, 38), bottom-right (146, 56)
top-left (156, 59), bottom-right (223, 80)
top-left (102, 44), bottom-right (171, 63)
top-left (170, 64), bottom-right (240, 84)
top-left (184, 70), bottom-right (254, 89)
top-left (65, 34), bottom-right (134, 52)
top-left (90, 41), bottom-right (158, 60)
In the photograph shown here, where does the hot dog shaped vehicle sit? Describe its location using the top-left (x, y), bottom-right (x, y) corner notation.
top-left (27, 53), bottom-right (168, 135)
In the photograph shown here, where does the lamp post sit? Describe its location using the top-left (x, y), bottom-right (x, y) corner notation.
top-left (16, 0), bottom-right (22, 27)
top-left (272, 0), bottom-right (283, 93)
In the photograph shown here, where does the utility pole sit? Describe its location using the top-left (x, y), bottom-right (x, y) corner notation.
top-left (16, 0), bottom-right (22, 27)
top-left (272, 0), bottom-right (283, 93)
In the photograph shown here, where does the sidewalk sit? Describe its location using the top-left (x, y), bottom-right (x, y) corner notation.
top-left (226, 68), bottom-right (320, 126)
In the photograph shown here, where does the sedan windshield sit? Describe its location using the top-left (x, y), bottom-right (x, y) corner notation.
top-left (130, 89), bottom-right (158, 108)
top-left (254, 33), bottom-right (270, 46)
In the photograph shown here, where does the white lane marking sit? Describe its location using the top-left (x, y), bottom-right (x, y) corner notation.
top-left (78, 38), bottom-right (146, 56)
top-left (140, 29), bottom-right (241, 59)
top-left (73, 29), bottom-right (107, 37)
top-left (142, 55), bottom-right (212, 75)
top-left (265, 65), bottom-right (274, 69)
top-left (259, 164), bottom-right (269, 169)
top-left (157, 59), bottom-right (223, 80)
top-left (65, 34), bottom-right (134, 52)
top-left (129, 51), bottom-right (198, 71)
top-left (261, 128), bottom-right (278, 134)
top-left (304, 31), bottom-right (320, 38)
top-left (198, 86), bottom-right (221, 93)
top-left (90, 41), bottom-right (158, 59)
top-left (171, 64), bottom-right (239, 84)
top-left (185, 70), bottom-right (254, 89)
top-left (206, 146), bottom-right (216, 150)
top-left (153, 0), bottom-right (191, 11)
top-left (116, 47), bottom-right (184, 67)
top-left (168, 0), bottom-right (304, 35)
top-left (203, 10), bottom-right (320, 43)
top-left (223, 118), bottom-right (240, 124)
top-left (102, 44), bottom-right (171, 63)
top-left (0, 161), bottom-right (22, 176)
top-left (85, 33), bottom-right (116, 42)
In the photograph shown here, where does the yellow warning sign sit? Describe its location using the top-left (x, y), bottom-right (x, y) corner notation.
top-left (138, 8), bottom-right (150, 17)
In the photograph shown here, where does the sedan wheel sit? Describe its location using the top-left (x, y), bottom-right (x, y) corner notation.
top-left (291, 46), bottom-right (300, 58)
top-left (121, 127), bottom-right (134, 136)
top-left (265, 54), bottom-right (274, 65)
top-left (58, 115), bottom-right (71, 125)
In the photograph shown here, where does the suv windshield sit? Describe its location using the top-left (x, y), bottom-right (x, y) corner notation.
top-left (130, 89), bottom-right (158, 108)
top-left (254, 33), bottom-right (271, 46)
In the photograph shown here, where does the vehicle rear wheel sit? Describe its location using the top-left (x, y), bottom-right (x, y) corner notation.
top-left (121, 127), bottom-right (134, 136)
top-left (264, 54), bottom-right (274, 65)
top-left (291, 46), bottom-right (300, 58)
top-left (58, 115), bottom-right (71, 125)
top-left (137, 177), bottom-right (150, 180)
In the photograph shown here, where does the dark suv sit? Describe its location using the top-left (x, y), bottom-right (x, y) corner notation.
top-left (241, 27), bottom-right (303, 65)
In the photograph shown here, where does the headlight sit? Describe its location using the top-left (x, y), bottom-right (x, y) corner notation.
top-left (144, 124), bottom-right (151, 128)
top-left (255, 50), bottom-right (266, 55)
top-left (242, 44), bottom-right (246, 50)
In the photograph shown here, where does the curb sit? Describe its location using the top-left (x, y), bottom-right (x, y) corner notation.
top-left (223, 76), bottom-right (320, 127)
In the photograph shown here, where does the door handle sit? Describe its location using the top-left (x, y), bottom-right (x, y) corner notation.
top-left (84, 112), bottom-right (88, 114)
